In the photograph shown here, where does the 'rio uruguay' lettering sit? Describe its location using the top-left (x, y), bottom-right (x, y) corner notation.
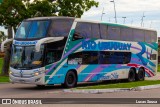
top-left (82, 40), bottom-right (132, 50)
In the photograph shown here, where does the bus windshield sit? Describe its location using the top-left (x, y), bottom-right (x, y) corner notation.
top-left (10, 45), bottom-right (44, 69)
top-left (15, 20), bottom-right (50, 39)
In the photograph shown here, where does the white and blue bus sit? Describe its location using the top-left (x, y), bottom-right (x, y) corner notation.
top-left (1, 17), bottom-right (158, 88)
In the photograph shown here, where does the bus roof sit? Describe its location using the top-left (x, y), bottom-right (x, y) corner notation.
top-left (25, 16), bottom-right (75, 21)
top-left (75, 18), bottom-right (157, 32)
top-left (25, 16), bottom-right (156, 32)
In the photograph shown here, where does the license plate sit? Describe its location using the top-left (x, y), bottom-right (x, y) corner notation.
top-left (19, 80), bottom-right (25, 83)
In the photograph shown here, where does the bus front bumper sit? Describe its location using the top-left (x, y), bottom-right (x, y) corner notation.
top-left (9, 73), bottom-right (45, 85)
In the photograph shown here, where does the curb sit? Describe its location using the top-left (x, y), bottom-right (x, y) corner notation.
top-left (63, 84), bottom-right (160, 94)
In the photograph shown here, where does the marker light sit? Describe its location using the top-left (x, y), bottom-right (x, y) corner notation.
top-left (34, 72), bottom-right (39, 76)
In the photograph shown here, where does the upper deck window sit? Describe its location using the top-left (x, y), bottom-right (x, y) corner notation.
top-left (15, 20), bottom-right (50, 39)
top-left (48, 19), bottom-right (73, 37)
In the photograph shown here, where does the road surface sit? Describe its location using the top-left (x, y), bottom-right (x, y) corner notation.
top-left (0, 83), bottom-right (160, 107)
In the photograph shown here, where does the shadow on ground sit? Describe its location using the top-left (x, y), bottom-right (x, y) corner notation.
top-left (15, 79), bottom-right (127, 91)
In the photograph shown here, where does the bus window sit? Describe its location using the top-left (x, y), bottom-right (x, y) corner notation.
top-left (99, 51), bottom-right (131, 64)
top-left (15, 21), bottom-right (31, 39)
top-left (91, 24), bottom-right (100, 39)
top-left (150, 54), bottom-right (157, 60)
top-left (82, 51), bottom-right (98, 64)
top-left (151, 31), bottom-right (157, 42)
top-left (133, 29), bottom-right (145, 42)
top-left (100, 24), bottom-right (108, 39)
top-left (145, 30), bottom-right (151, 43)
top-left (73, 22), bottom-right (91, 40)
top-left (49, 19), bottom-right (73, 37)
top-left (28, 21), bottom-right (49, 38)
top-left (45, 38), bottom-right (66, 65)
top-left (108, 26), bottom-right (120, 40)
top-left (99, 51), bottom-right (110, 64)
top-left (68, 52), bottom-right (83, 64)
top-left (121, 28), bottom-right (133, 41)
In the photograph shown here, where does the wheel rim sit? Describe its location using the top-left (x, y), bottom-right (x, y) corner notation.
top-left (139, 70), bottom-right (144, 79)
top-left (67, 74), bottom-right (74, 85)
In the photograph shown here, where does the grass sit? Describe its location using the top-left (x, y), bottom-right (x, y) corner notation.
top-left (157, 64), bottom-right (160, 72)
top-left (0, 76), bottom-right (9, 82)
top-left (77, 80), bottom-right (160, 89)
top-left (0, 58), bottom-right (3, 74)
top-left (0, 58), bottom-right (9, 82)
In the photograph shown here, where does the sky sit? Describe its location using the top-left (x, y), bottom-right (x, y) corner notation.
top-left (1, 0), bottom-right (160, 36)
top-left (81, 0), bottom-right (160, 36)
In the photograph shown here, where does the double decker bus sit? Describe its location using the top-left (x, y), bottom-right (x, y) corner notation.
top-left (1, 17), bottom-right (158, 88)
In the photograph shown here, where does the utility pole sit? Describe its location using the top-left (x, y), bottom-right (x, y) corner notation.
top-left (122, 17), bottom-right (126, 24)
top-left (110, 0), bottom-right (117, 23)
top-left (101, 7), bottom-right (105, 21)
top-left (141, 12), bottom-right (145, 27)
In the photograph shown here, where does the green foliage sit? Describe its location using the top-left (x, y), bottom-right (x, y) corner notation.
top-left (0, 31), bottom-right (7, 42)
top-left (158, 64), bottom-right (160, 72)
top-left (0, 0), bottom-right (99, 29)
top-left (0, 0), bottom-right (28, 30)
top-left (0, 58), bottom-right (3, 74)
top-left (57, 0), bottom-right (99, 18)
top-left (0, 76), bottom-right (9, 82)
top-left (28, 0), bottom-right (57, 17)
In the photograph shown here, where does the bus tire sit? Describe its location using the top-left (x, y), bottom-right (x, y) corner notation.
top-left (64, 70), bottom-right (77, 88)
top-left (136, 68), bottom-right (145, 81)
top-left (128, 68), bottom-right (136, 82)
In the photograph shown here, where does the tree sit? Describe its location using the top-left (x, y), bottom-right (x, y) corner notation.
top-left (27, 0), bottom-right (57, 17)
top-left (0, 0), bottom-right (99, 75)
top-left (56, 0), bottom-right (98, 18)
top-left (0, 31), bottom-right (7, 43)
top-left (0, 0), bottom-right (28, 75)
top-left (0, 0), bottom-right (29, 32)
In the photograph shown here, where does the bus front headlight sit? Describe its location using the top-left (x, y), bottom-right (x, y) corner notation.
top-left (9, 71), bottom-right (13, 75)
top-left (34, 72), bottom-right (39, 76)
top-left (33, 70), bottom-right (44, 76)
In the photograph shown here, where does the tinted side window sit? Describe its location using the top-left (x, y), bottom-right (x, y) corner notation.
top-left (49, 19), bottom-right (73, 37)
top-left (73, 22), bottom-right (92, 40)
top-left (133, 29), bottom-right (145, 42)
top-left (108, 26), bottom-right (120, 40)
top-left (99, 52), bottom-right (131, 64)
top-left (150, 54), bottom-right (157, 60)
top-left (68, 52), bottom-right (83, 64)
top-left (121, 28), bottom-right (133, 41)
top-left (45, 50), bottom-right (63, 65)
top-left (45, 38), bottom-right (67, 65)
top-left (151, 31), bottom-right (157, 42)
top-left (145, 31), bottom-right (151, 43)
top-left (67, 51), bottom-right (98, 64)
top-left (100, 24), bottom-right (108, 39)
top-left (83, 51), bottom-right (98, 64)
top-left (91, 24), bottom-right (100, 38)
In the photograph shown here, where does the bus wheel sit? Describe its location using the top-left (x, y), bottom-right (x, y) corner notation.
top-left (136, 68), bottom-right (145, 81)
top-left (64, 71), bottom-right (77, 88)
top-left (128, 68), bottom-right (136, 82)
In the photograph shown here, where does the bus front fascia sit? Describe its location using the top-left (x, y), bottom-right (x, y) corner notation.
top-left (35, 37), bottom-right (64, 52)
top-left (1, 39), bottom-right (13, 52)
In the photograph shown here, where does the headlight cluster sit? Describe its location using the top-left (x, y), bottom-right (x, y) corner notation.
top-left (9, 71), bottom-right (13, 75)
top-left (32, 71), bottom-right (44, 76)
